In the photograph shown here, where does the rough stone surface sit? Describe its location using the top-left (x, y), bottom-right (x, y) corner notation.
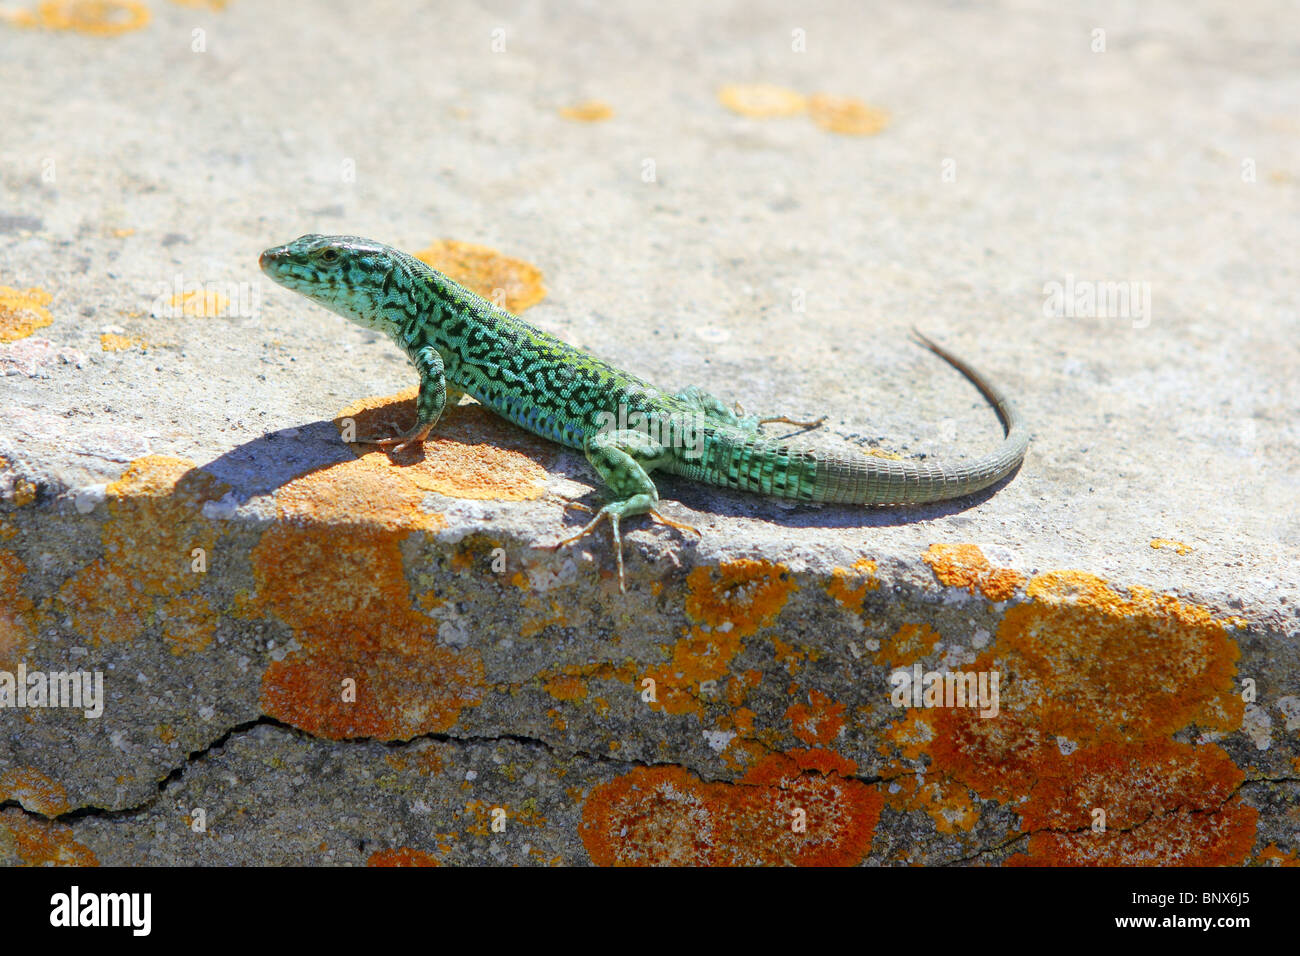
top-left (0, 0), bottom-right (1296, 866)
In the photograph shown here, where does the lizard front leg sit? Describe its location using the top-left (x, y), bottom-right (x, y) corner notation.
top-left (549, 429), bottom-right (699, 592)
top-left (356, 345), bottom-right (463, 453)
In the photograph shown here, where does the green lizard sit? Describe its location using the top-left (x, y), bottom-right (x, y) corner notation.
top-left (260, 235), bottom-right (1028, 590)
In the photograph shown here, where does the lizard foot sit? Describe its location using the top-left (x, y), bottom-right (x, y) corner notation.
top-left (548, 505), bottom-right (630, 592)
top-left (353, 421), bottom-right (435, 454)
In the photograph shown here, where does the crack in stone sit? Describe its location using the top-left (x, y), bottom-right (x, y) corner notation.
top-left (937, 773), bottom-right (1290, 866)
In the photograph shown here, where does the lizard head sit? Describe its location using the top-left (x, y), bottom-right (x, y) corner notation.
top-left (260, 234), bottom-right (410, 333)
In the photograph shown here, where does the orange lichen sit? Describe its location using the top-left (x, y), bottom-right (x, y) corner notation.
top-left (638, 561), bottom-right (797, 716)
top-left (1259, 844), bottom-right (1300, 866)
top-left (922, 543), bottom-right (1023, 601)
top-left (581, 750), bottom-right (882, 866)
top-left (884, 566), bottom-right (1252, 864)
top-left (338, 391), bottom-right (554, 501)
top-left (0, 286), bottom-right (53, 342)
top-left (0, 551), bottom-right (38, 671)
top-left (58, 456), bottom-right (226, 647)
top-left (1150, 538), bottom-right (1193, 556)
top-left (807, 94), bottom-right (889, 135)
top-left (1005, 741), bottom-right (1256, 866)
top-left (252, 463), bottom-right (483, 740)
top-left (414, 239), bottom-right (546, 313)
top-left (559, 100), bottom-right (613, 122)
top-left (684, 560), bottom-right (796, 637)
top-left (772, 636), bottom-right (817, 673)
top-left (826, 558), bottom-right (879, 613)
top-left (885, 774), bottom-right (980, 834)
top-left (518, 595), bottom-right (568, 637)
top-left (874, 622), bottom-right (940, 668)
top-left (535, 659), bottom-right (638, 702)
top-left (157, 593), bottom-right (216, 655)
top-left (0, 809), bottom-right (97, 866)
top-left (544, 674), bottom-right (587, 701)
top-left (718, 83), bottom-right (807, 117)
top-left (785, 689), bottom-right (847, 746)
top-left (1015, 571), bottom-right (1244, 741)
top-left (275, 453), bottom-right (443, 532)
top-left (0, 769), bottom-right (69, 816)
top-left (367, 847), bottom-right (440, 866)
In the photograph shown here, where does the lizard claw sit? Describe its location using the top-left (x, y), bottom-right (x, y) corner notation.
top-left (648, 508), bottom-right (701, 538)
top-left (758, 414), bottom-right (827, 430)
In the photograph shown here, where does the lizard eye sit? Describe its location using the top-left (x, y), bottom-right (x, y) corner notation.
top-left (318, 248), bottom-right (340, 264)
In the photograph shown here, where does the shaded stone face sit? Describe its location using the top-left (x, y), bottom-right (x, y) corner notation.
top-left (1, 0), bottom-right (1296, 867)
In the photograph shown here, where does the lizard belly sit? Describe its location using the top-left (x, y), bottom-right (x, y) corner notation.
top-left (454, 370), bottom-right (589, 450)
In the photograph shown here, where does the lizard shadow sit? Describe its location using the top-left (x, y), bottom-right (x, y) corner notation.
top-left (642, 467), bottom-right (1017, 530)
top-left (197, 398), bottom-right (1022, 539)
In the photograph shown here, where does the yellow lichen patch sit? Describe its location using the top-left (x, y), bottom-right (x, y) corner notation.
top-left (0, 286), bottom-right (53, 342)
top-left (826, 558), bottom-right (879, 613)
top-left (58, 456), bottom-right (227, 647)
top-left (559, 100), bottom-right (613, 122)
top-left (414, 239), bottom-right (546, 313)
top-left (0, 551), bottom-right (39, 671)
top-left (785, 689), bottom-right (846, 746)
top-left (169, 289), bottom-right (229, 317)
top-left (169, 0), bottom-right (228, 9)
top-left (337, 390), bottom-right (554, 501)
top-left (12, 477), bottom-right (36, 507)
top-left (251, 465), bottom-right (483, 739)
top-left (718, 83), bottom-right (807, 118)
top-left (874, 622), bottom-right (940, 668)
top-left (807, 94), bottom-right (889, 135)
top-left (0, 769), bottom-right (69, 816)
top-left (99, 332), bottom-right (153, 351)
top-left (1005, 741), bottom-right (1256, 866)
top-left (5, 1), bottom-right (148, 34)
top-left (1151, 538), bottom-right (1193, 556)
top-left (0, 808), bottom-right (97, 866)
top-left (581, 750), bottom-right (881, 866)
top-left (367, 847), bottom-right (440, 866)
top-left (922, 543), bottom-right (1023, 601)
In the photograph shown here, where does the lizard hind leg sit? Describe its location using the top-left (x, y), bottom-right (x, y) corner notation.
top-left (674, 385), bottom-right (824, 433)
top-left (548, 429), bottom-right (684, 592)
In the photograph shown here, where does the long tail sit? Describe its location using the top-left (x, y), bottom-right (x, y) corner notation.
top-left (807, 329), bottom-right (1028, 505)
